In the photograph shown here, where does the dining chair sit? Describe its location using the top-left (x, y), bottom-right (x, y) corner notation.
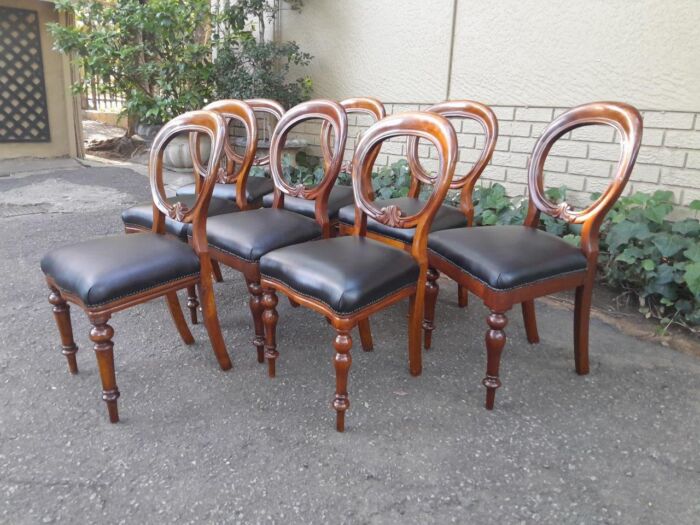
top-left (261, 97), bottom-right (386, 235)
top-left (336, 101), bottom-right (498, 345)
top-left (425, 101), bottom-right (643, 409)
top-left (198, 99), bottom-right (348, 364)
top-left (122, 99), bottom-right (281, 323)
top-left (40, 109), bottom-right (238, 422)
top-left (259, 111), bottom-right (458, 431)
top-left (175, 99), bottom-right (286, 207)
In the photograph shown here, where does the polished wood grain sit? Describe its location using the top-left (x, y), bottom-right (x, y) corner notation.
top-left (45, 109), bottom-right (235, 422)
top-left (261, 111), bottom-right (459, 431)
top-left (427, 101), bottom-right (643, 408)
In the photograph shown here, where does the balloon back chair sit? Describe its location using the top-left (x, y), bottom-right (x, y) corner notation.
top-left (199, 100), bottom-right (348, 364)
top-left (425, 101), bottom-right (643, 409)
top-left (258, 111), bottom-right (458, 431)
top-left (40, 109), bottom-right (237, 422)
top-left (337, 101), bottom-right (498, 333)
top-left (261, 97), bottom-right (386, 233)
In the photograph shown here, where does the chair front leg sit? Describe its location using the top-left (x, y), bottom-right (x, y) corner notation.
top-left (333, 329), bottom-right (352, 432)
top-left (246, 280), bottom-right (265, 363)
top-left (573, 283), bottom-right (593, 375)
top-left (521, 300), bottom-right (540, 344)
top-left (408, 289), bottom-right (425, 377)
top-left (484, 309), bottom-right (508, 410)
top-left (422, 268), bottom-right (440, 350)
top-left (165, 292), bottom-right (195, 345)
top-left (262, 288), bottom-right (279, 377)
top-left (89, 314), bottom-right (120, 423)
top-left (48, 286), bottom-right (79, 374)
top-left (186, 285), bottom-right (199, 325)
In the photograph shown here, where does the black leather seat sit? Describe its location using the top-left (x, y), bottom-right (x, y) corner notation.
top-left (121, 195), bottom-right (237, 239)
top-left (338, 197), bottom-right (468, 242)
top-left (262, 184), bottom-right (355, 220)
top-left (40, 233), bottom-right (201, 307)
top-left (429, 225), bottom-right (588, 290)
top-left (260, 236), bottom-right (420, 315)
top-left (176, 176), bottom-right (274, 204)
top-left (201, 208), bottom-right (323, 262)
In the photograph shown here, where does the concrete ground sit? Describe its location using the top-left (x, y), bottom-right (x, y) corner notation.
top-left (0, 163), bottom-right (698, 524)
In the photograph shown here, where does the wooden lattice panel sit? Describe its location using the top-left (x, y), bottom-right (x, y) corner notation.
top-left (0, 7), bottom-right (51, 143)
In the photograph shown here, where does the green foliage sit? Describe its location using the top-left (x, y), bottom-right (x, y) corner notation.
top-left (597, 190), bottom-right (700, 329)
top-left (50, 0), bottom-right (214, 128)
top-left (213, 0), bottom-right (313, 108)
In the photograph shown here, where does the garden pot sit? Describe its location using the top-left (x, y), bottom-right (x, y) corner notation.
top-left (136, 123), bottom-right (211, 171)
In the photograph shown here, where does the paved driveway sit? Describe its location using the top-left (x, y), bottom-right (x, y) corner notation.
top-left (1, 165), bottom-right (698, 524)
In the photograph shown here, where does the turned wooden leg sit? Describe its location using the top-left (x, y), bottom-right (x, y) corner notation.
top-left (247, 280), bottom-right (265, 364)
top-left (198, 261), bottom-right (232, 371)
top-left (262, 288), bottom-right (279, 378)
top-left (358, 318), bottom-right (373, 352)
top-left (458, 284), bottom-right (469, 308)
top-left (422, 268), bottom-right (440, 350)
top-left (521, 300), bottom-right (540, 344)
top-left (288, 297), bottom-right (300, 308)
top-left (186, 285), bottom-right (199, 325)
top-left (89, 315), bottom-right (120, 423)
top-left (333, 330), bottom-right (352, 432)
top-left (211, 260), bottom-right (224, 283)
top-left (484, 310), bottom-right (508, 410)
top-left (165, 292), bottom-right (195, 345)
top-left (48, 287), bottom-right (79, 374)
top-left (407, 291), bottom-right (424, 377)
top-left (573, 284), bottom-right (593, 375)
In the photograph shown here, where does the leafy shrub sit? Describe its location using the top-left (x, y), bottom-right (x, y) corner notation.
top-left (597, 191), bottom-right (700, 329)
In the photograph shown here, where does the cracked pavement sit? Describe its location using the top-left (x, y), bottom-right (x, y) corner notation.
top-left (0, 164), bottom-right (698, 524)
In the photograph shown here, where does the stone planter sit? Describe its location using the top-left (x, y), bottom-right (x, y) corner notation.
top-left (136, 123), bottom-right (211, 171)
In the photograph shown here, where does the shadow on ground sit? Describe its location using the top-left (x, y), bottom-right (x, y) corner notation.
top-left (1, 166), bottom-right (698, 524)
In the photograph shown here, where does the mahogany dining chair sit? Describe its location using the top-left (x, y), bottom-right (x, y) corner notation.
top-left (40, 109), bottom-right (239, 422)
top-left (336, 100), bottom-right (498, 348)
top-left (260, 97), bottom-right (387, 235)
top-left (258, 111), bottom-right (458, 431)
top-left (196, 99), bottom-right (349, 364)
top-left (424, 101), bottom-right (643, 409)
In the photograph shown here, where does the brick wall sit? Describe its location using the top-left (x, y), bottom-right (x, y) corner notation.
top-left (285, 104), bottom-right (700, 209)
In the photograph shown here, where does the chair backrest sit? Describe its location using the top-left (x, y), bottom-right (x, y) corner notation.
top-left (150, 106), bottom-right (255, 252)
top-left (320, 97), bottom-right (386, 169)
top-left (523, 101), bottom-right (643, 258)
top-left (268, 99), bottom-right (348, 236)
top-left (351, 112), bottom-right (458, 266)
top-left (192, 99), bottom-right (281, 209)
top-left (407, 100), bottom-right (498, 224)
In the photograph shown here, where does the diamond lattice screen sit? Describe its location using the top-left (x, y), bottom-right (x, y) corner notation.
top-left (0, 7), bottom-right (51, 143)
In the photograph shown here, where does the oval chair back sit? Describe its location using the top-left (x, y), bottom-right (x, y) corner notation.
top-left (150, 105), bottom-right (256, 253)
top-left (351, 111), bottom-right (459, 269)
top-left (523, 101), bottom-right (643, 261)
top-left (407, 100), bottom-right (498, 225)
top-left (268, 99), bottom-right (349, 237)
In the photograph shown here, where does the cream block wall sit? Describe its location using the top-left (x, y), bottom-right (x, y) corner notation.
top-left (279, 0), bottom-right (700, 207)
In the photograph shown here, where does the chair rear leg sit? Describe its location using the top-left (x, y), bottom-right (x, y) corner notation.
top-left (262, 288), bottom-right (279, 377)
top-left (573, 284), bottom-right (593, 375)
top-left (186, 285), bottom-right (199, 325)
top-left (358, 318), bottom-right (373, 352)
top-left (48, 286), bottom-right (79, 374)
top-left (165, 292), bottom-right (195, 345)
top-left (521, 300), bottom-right (540, 344)
top-left (89, 314), bottom-right (120, 423)
top-left (211, 260), bottom-right (224, 283)
top-left (333, 329), bottom-right (352, 432)
top-left (458, 284), bottom-right (469, 308)
top-left (246, 280), bottom-right (265, 363)
top-left (423, 268), bottom-right (440, 350)
top-left (198, 267), bottom-right (232, 371)
top-left (484, 310), bottom-right (508, 410)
